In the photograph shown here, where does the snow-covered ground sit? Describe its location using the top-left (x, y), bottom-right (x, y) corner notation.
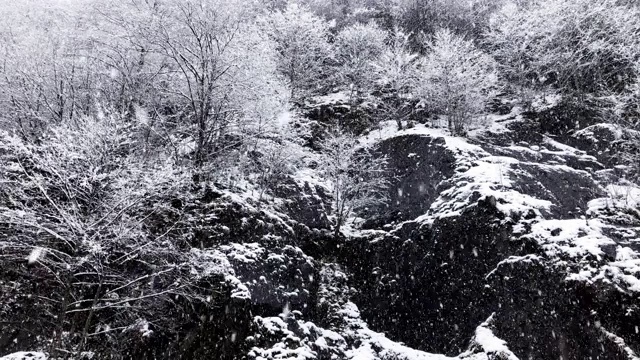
top-left (248, 300), bottom-right (511, 360)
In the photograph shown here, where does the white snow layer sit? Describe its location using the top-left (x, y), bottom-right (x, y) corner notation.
top-left (0, 353), bottom-right (47, 360)
top-left (465, 314), bottom-right (519, 360)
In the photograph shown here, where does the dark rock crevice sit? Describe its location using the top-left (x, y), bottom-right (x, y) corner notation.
top-left (341, 200), bottom-right (516, 356)
top-left (363, 134), bottom-right (458, 229)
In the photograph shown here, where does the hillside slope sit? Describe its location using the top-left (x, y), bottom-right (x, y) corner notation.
top-left (2, 106), bottom-right (639, 360)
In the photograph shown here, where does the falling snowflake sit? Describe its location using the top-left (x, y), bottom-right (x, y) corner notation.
top-left (27, 247), bottom-right (45, 265)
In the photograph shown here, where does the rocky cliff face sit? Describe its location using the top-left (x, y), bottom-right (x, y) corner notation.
top-left (2, 105), bottom-right (640, 360)
top-left (338, 112), bottom-right (639, 360)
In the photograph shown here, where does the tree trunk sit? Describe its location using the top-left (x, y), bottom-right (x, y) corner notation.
top-left (334, 220), bottom-right (342, 238)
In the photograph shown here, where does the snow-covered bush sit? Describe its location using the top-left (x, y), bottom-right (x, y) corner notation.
top-left (250, 138), bottom-right (306, 203)
top-left (418, 29), bottom-right (498, 135)
top-left (0, 114), bottom-right (199, 357)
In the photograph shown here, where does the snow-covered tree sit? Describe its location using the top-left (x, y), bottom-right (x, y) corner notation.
top-left (262, 3), bottom-right (333, 101)
top-left (334, 22), bottom-right (388, 94)
top-left (85, 2), bottom-right (169, 122)
top-left (1, 0), bottom-right (289, 169)
top-left (486, 0), bottom-right (640, 97)
top-left (419, 29), bottom-right (498, 135)
top-left (299, 0), bottom-right (398, 28)
top-left (0, 1), bottom-right (98, 136)
top-left (116, 0), bottom-right (287, 169)
top-left (320, 130), bottom-right (390, 237)
top-left (371, 26), bottom-right (420, 129)
top-left (397, 0), bottom-right (503, 44)
top-left (625, 65), bottom-right (640, 122)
